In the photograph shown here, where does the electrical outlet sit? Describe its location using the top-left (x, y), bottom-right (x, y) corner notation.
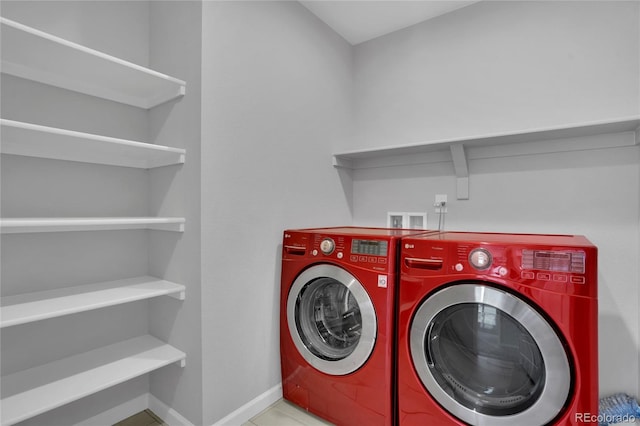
top-left (434, 194), bottom-right (447, 214)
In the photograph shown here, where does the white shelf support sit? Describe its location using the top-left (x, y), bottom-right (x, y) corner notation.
top-left (1, 119), bottom-right (186, 169)
top-left (332, 156), bottom-right (353, 169)
top-left (0, 335), bottom-right (186, 426)
top-left (0, 276), bottom-right (186, 328)
top-left (450, 143), bottom-right (469, 200)
top-left (333, 116), bottom-right (640, 170)
top-left (168, 289), bottom-right (186, 301)
top-left (0, 17), bottom-right (186, 109)
top-left (0, 217), bottom-right (186, 234)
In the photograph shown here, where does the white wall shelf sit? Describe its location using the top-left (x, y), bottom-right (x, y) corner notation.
top-left (0, 17), bottom-right (186, 109)
top-left (1, 119), bottom-right (186, 168)
top-left (333, 116), bottom-right (640, 199)
top-left (0, 335), bottom-right (186, 426)
top-left (0, 217), bottom-right (186, 234)
top-left (0, 276), bottom-right (185, 328)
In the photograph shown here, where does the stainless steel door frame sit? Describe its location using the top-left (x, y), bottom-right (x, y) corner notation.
top-left (287, 264), bottom-right (377, 375)
top-left (410, 283), bottom-right (571, 426)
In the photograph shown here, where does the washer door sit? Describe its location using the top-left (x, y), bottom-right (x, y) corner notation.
top-left (287, 264), bottom-right (377, 375)
top-left (410, 283), bottom-right (571, 426)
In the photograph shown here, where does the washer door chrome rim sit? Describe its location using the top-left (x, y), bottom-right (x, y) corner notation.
top-left (287, 264), bottom-right (377, 375)
top-left (410, 283), bottom-right (571, 426)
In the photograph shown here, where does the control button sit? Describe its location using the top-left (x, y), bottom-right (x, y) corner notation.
top-left (498, 267), bottom-right (508, 277)
top-left (455, 263), bottom-right (464, 272)
top-left (521, 271), bottom-right (535, 280)
top-left (320, 238), bottom-right (335, 255)
top-left (337, 252), bottom-right (343, 259)
top-left (570, 276), bottom-right (585, 284)
top-left (537, 273), bottom-right (551, 281)
top-left (378, 258), bottom-right (387, 264)
top-left (359, 256), bottom-right (367, 262)
top-left (553, 275), bottom-right (567, 282)
top-left (350, 255), bottom-right (358, 262)
top-left (368, 257), bottom-right (376, 263)
top-left (469, 248), bottom-right (492, 270)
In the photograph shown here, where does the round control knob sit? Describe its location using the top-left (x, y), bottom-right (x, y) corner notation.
top-left (455, 263), bottom-right (464, 272)
top-left (337, 252), bottom-right (343, 259)
top-left (319, 238), bottom-right (335, 255)
top-left (312, 249), bottom-right (318, 256)
top-left (498, 267), bottom-right (508, 277)
top-left (469, 248), bottom-right (492, 270)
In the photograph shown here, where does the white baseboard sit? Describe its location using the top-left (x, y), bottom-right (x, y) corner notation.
top-left (74, 394), bottom-right (149, 426)
top-left (74, 393), bottom-right (195, 426)
top-left (148, 393), bottom-right (196, 426)
top-left (212, 383), bottom-right (283, 426)
top-left (73, 385), bottom-right (282, 426)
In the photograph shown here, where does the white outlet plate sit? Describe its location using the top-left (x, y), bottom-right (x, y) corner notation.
top-left (407, 212), bottom-right (427, 230)
top-left (387, 212), bottom-right (405, 228)
top-left (434, 194), bottom-right (448, 214)
top-left (388, 212), bottom-right (427, 229)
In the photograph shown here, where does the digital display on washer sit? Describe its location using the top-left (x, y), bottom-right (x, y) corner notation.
top-left (522, 250), bottom-right (586, 273)
top-left (351, 240), bottom-right (388, 256)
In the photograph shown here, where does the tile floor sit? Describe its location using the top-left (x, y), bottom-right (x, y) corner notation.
top-left (243, 399), bottom-right (334, 426)
top-left (114, 409), bottom-right (166, 426)
top-left (114, 400), bottom-right (333, 426)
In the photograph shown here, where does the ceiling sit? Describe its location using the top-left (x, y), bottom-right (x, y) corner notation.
top-left (300, 1), bottom-right (481, 45)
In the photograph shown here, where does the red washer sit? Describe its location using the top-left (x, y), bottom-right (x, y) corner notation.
top-left (397, 232), bottom-right (598, 426)
top-left (280, 227), bottom-right (435, 426)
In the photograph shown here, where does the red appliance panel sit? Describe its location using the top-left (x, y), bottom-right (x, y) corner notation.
top-left (281, 228), bottom-right (433, 426)
top-left (397, 232), bottom-right (598, 426)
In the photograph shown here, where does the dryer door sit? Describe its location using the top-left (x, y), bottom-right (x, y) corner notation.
top-left (287, 264), bottom-right (377, 375)
top-left (410, 283), bottom-right (571, 426)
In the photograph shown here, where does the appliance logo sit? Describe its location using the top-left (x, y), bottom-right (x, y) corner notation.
top-left (284, 233), bottom-right (291, 238)
top-left (405, 243), bottom-right (414, 249)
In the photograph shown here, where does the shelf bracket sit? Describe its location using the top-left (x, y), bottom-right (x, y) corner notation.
top-left (332, 155), bottom-right (353, 169)
top-left (177, 358), bottom-right (186, 368)
top-left (450, 144), bottom-right (469, 200)
top-left (168, 289), bottom-right (186, 301)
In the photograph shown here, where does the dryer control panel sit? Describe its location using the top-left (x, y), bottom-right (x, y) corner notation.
top-left (401, 231), bottom-right (597, 298)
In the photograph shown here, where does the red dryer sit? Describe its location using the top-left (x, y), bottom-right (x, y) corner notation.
top-left (397, 232), bottom-right (598, 425)
top-left (280, 227), bottom-right (434, 426)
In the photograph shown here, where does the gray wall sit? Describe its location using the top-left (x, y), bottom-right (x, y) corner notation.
top-left (353, 0), bottom-right (639, 149)
top-left (200, 2), bottom-right (353, 423)
top-left (349, 0), bottom-right (640, 397)
top-left (148, 2), bottom-right (203, 425)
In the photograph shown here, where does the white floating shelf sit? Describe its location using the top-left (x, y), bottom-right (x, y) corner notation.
top-left (0, 17), bottom-right (186, 109)
top-left (1, 119), bottom-right (185, 168)
top-left (1, 276), bottom-right (185, 328)
top-left (333, 116), bottom-right (640, 170)
top-left (0, 335), bottom-right (185, 426)
top-left (0, 217), bottom-right (186, 234)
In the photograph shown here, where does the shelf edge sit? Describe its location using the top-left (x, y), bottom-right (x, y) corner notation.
top-left (0, 276), bottom-right (185, 328)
